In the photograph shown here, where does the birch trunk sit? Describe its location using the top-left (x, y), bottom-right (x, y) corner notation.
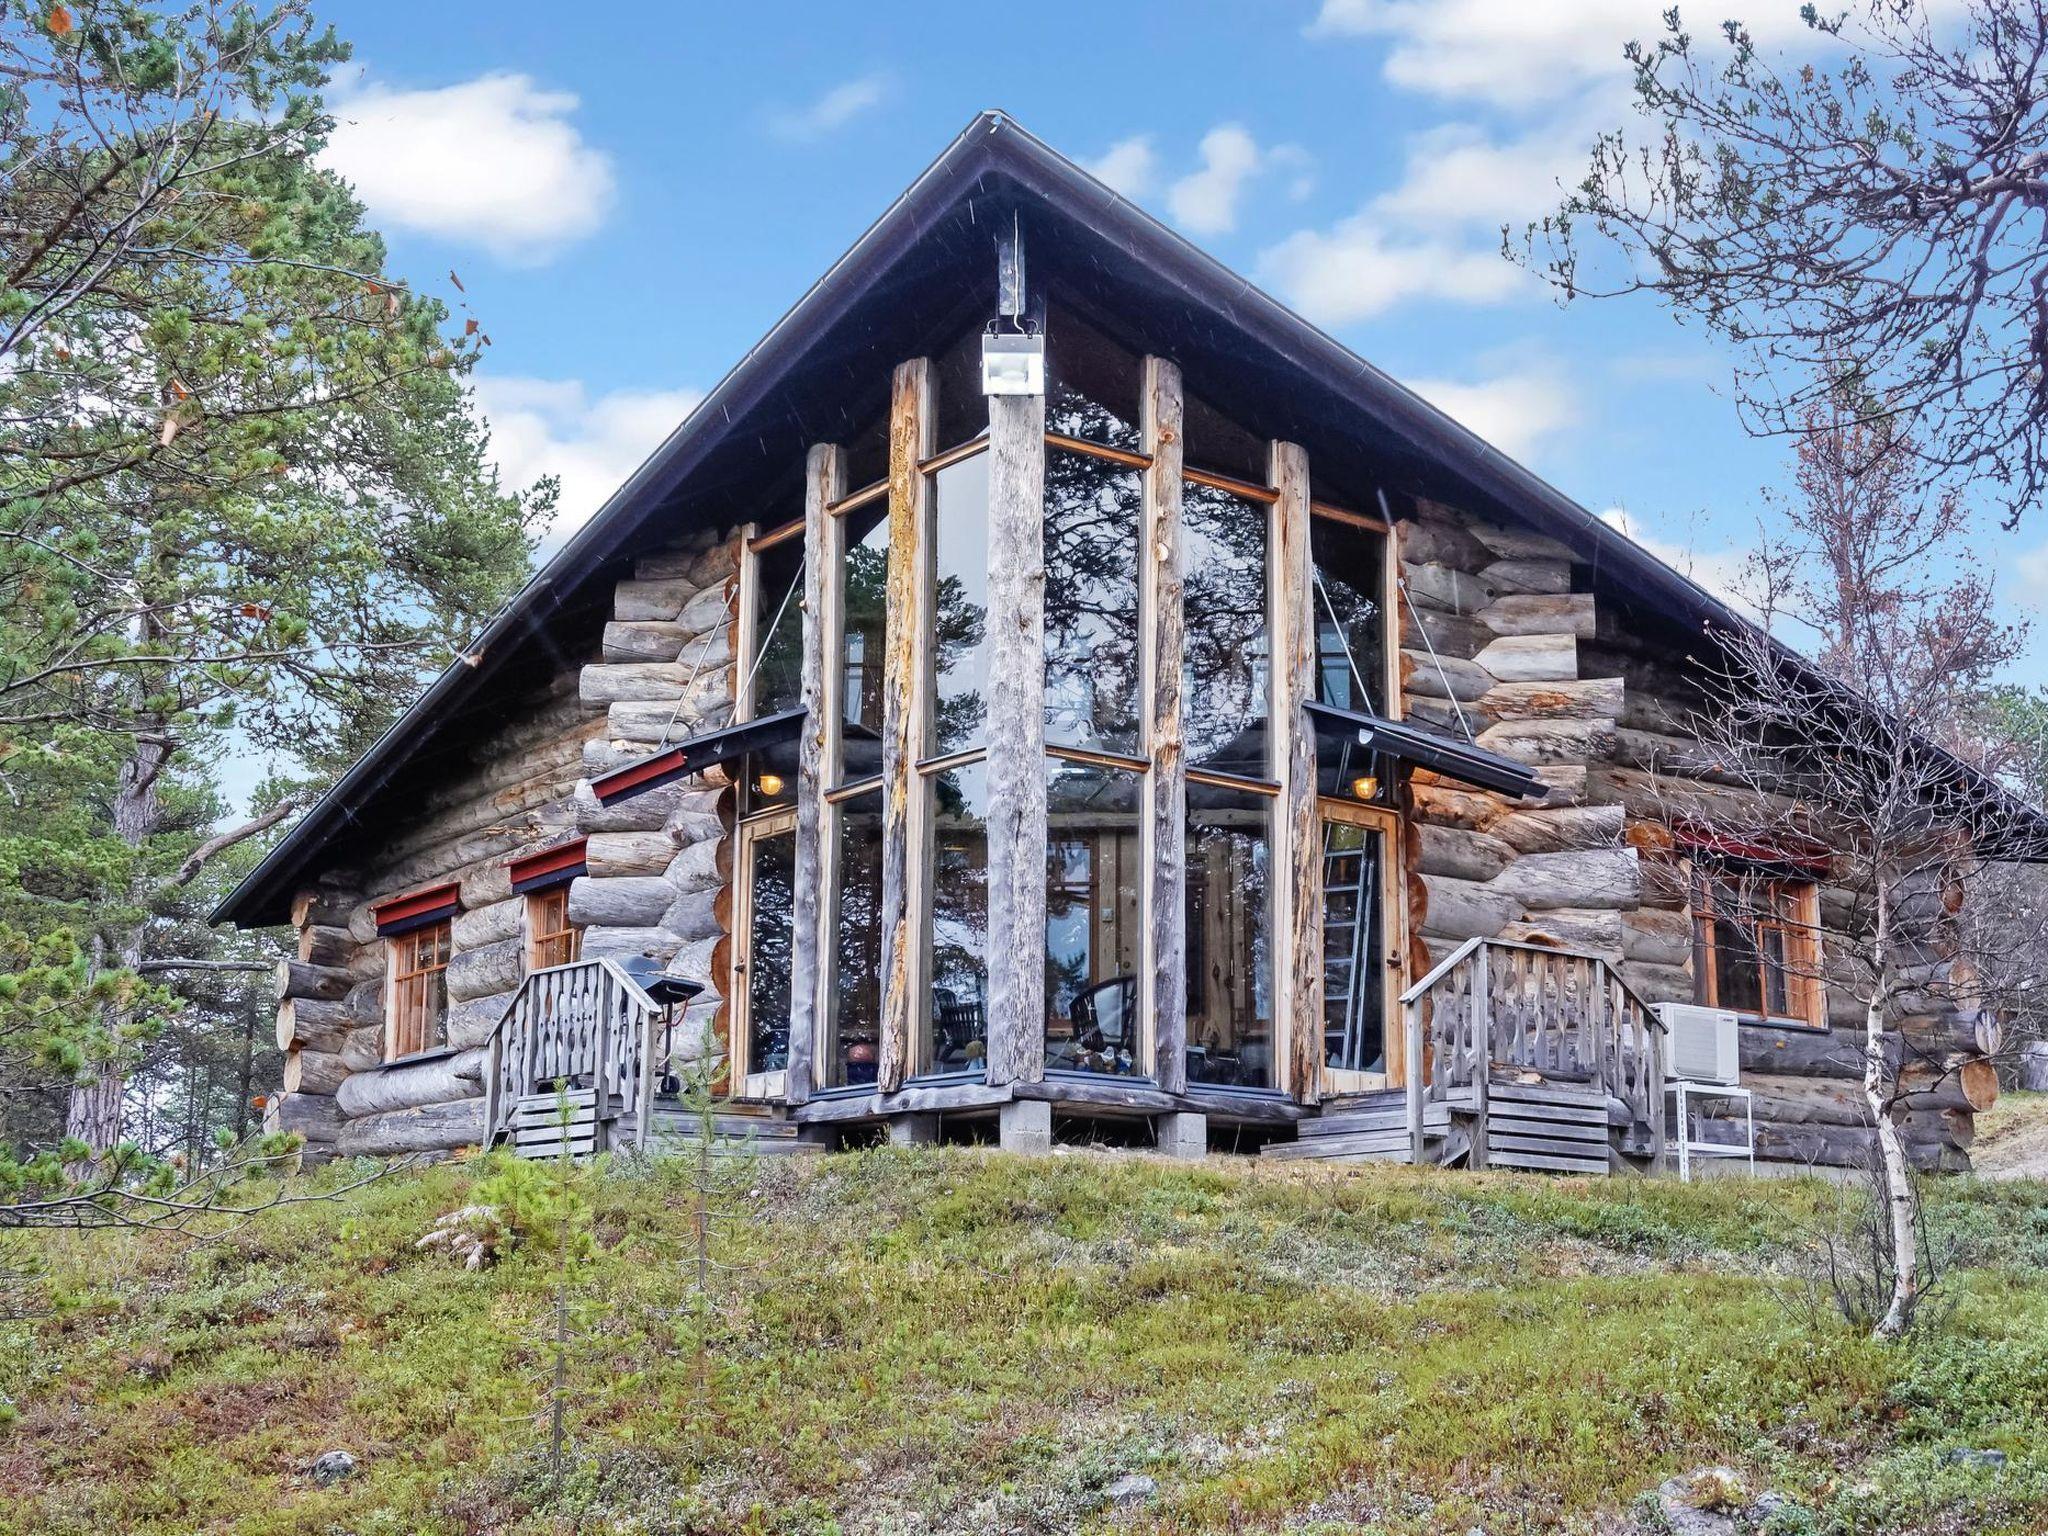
top-left (1867, 882), bottom-right (1920, 1342)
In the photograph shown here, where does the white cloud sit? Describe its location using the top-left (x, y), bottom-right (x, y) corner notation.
top-left (322, 73), bottom-right (614, 264)
top-left (1404, 361), bottom-right (1579, 462)
top-left (767, 73), bottom-right (889, 141)
top-left (1370, 118), bottom-right (1595, 230)
top-left (2019, 543), bottom-right (2048, 605)
top-left (1168, 124), bottom-right (1265, 236)
top-left (474, 376), bottom-right (702, 541)
top-left (1084, 135), bottom-right (1159, 198)
top-left (1259, 217), bottom-right (1530, 325)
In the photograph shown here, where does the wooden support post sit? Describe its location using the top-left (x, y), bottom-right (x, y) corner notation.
top-left (877, 359), bottom-right (932, 1095)
top-left (1270, 440), bottom-right (1321, 1106)
top-left (1405, 994), bottom-right (1426, 1163)
top-left (1141, 358), bottom-right (1188, 1092)
top-left (789, 443), bottom-right (844, 1105)
top-left (1469, 943), bottom-right (1492, 1170)
top-left (983, 386), bottom-right (1048, 1087)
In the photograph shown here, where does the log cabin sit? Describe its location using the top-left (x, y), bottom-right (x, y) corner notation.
top-left (217, 113), bottom-right (2038, 1175)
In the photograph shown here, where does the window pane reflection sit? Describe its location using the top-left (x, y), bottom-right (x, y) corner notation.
top-left (1321, 818), bottom-right (1387, 1076)
top-left (1186, 782), bottom-right (1273, 1088)
top-left (839, 506), bottom-right (888, 782)
top-left (829, 792), bottom-right (884, 1085)
top-left (932, 453), bottom-right (990, 757)
top-left (752, 534), bottom-right (804, 720)
top-left (1044, 450), bottom-right (1142, 755)
top-left (1184, 482), bottom-right (1270, 778)
top-left (927, 760), bottom-right (989, 1073)
top-left (1046, 305), bottom-right (1143, 451)
top-left (1310, 514), bottom-right (1387, 718)
top-left (1045, 758), bottom-right (1144, 1076)
top-left (744, 822), bottom-right (795, 1075)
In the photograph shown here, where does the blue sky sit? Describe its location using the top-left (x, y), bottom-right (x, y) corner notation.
top-left (319, 0), bottom-right (2046, 684)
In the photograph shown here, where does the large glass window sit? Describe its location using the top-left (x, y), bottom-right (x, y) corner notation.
top-left (1044, 450), bottom-right (1142, 755)
top-left (1183, 482), bottom-right (1271, 779)
top-left (1309, 511), bottom-right (1388, 718)
top-left (931, 453), bottom-right (990, 757)
top-left (738, 815), bottom-right (796, 1080)
top-left (750, 531), bottom-right (804, 719)
top-left (933, 324), bottom-right (990, 454)
top-left (1185, 781), bottom-right (1274, 1088)
top-left (828, 791), bottom-right (885, 1085)
top-left (927, 758), bottom-right (990, 1072)
top-left (839, 504), bottom-right (889, 782)
top-left (1044, 757), bottom-right (1144, 1075)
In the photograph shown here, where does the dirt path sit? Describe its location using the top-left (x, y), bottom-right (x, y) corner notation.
top-left (1973, 1091), bottom-right (2048, 1180)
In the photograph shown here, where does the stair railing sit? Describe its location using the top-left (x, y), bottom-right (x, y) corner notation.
top-left (1402, 937), bottom-right (1668, 1169)
top-left (482, 958), bottom-right (664, 1152)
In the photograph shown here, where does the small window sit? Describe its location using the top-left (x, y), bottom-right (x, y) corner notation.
top-left (526, 886), bottom-right (581, 971)
top-left (1690, 868), bottom-right (1824, 1028)
top-left (388, 921), bottom-right (451, 1058)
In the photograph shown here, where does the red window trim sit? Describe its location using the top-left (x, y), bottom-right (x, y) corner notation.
top-left (372, 882), bottom-right (460, 936)
top-left (1672, 822), bottom-right (1831, 876)
top-left (507, 838), bottom-right (588, 893)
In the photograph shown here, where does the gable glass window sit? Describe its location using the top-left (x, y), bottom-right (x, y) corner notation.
top-left (748, 525), bottom-right (805, 720)
top-left (931, 452), bottom-right (991, 756)
top-left (388, 922), bottom-right (451, 1059)
top-left (1044, 756), bottom-right (1144, 1075)
top-left (1046, 304), bottom-right (1143, 452)
top-left (1186, 779), bottom-right (1275, 1088)
top-left (827, 789), bottom-right (886, 1085)
top-left (1690, 866), bottom-right (1825, 1028)
top-left (1044, 450), bottom-right (1143, 755)
top-left (839, 501), bottom-right (889, 782)
top-left (525, 886), bottom-right (580, 971)
top-left (1309, 509), bottom-right (1389, 718)
top-left (926, 757), bottom-right (990, 1072)
top-left (1183, 481), bottom-right (1271, 779)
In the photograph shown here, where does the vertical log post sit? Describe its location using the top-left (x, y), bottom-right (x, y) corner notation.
top-left (1141, 358), bottom-right (1188, 1092)
top-left (1270, 440), bottom-right (1322, 1106)
top-left (788, 443), bottom-right (844, 1104)
top-left (982, 387), bottom-right (1048, 1087)
top-left (878, 359), bottom-right (932, 1094)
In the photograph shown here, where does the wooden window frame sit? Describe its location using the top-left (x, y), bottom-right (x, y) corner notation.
top-left (1690, 867), bottom-right (1826, 1029)
top-left (524, 884), bottom-right (581, 973)
top-left (384, 919), bottom-right (452, 1061)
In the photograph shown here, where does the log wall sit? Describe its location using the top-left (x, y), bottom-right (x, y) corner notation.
top-left (265, 526), bottom-right (743, 1157)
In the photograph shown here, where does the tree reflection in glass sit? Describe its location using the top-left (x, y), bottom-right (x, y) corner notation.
top-left (840, 507), bottom-right (888, 782)
top-left (829, 791), bottom-right (884, 1085)
top-left (1185, 782), bottom-right (1274, 1088)
top-left (1184, 482), bottom-right (1270, 778)
top-left (927, 759), bottom-right (989, 1072)
top-left (1043, 450), bottom-right (1141, 755)
top-left (1043, 758), bottom-right (1143, 1075)
top-left (744, 822), bottom-right (795, 1074)
top-left (931, 454), bottom-right (989, 757)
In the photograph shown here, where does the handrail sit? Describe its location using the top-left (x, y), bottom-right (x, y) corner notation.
top-left (1403, 937), bottom-right (1669, 1170)
top-left (482, 958), bottom-right (664, 1151)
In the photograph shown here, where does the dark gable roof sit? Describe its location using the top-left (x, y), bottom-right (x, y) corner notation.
top-left (217, 111), bottom-right (2046, 926)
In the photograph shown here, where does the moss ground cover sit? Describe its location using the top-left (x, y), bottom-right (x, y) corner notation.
top-left (4, 1148), bottom-right (2045, 1534)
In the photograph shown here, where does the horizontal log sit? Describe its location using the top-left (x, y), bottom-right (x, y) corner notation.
top-left (1475, 677), bottom-right (1623, 724)
top-left (446, 990), bottom-right (515, 1051)
top-left (1409, 779), bottom-right (1512, 832)
top-left (334, 1096), bottom-right (486, 1158)
top-left (581, 662), bottom-right (696, 706)
top-left (612, 576), bottom-right (693, 622)
top-left (1475, 717), bottom-right (1618, 766)
top-left (451, 897), bottom-right (523, 952)
top-left (664, 834), bottom-right (729, 893)
top-left (1693, 1072), bottom-right (1874, 1128)
top-left (1400, 648), bottom-right (1494, 702)
top-left (283, 1048), bottom-right (350, 1096)
top-left (1478, 592), bottom-right (1595, 639)
top-left (1400, 604), bottom-right (1493, 660)
top-left (1402, 560), bottom-right (1495, 614)
top-left (579, 925), bottom-right (683, 966)
top-left (445, 936), bottom-right (523, 1005)
top-left (567, 875), bottom-right (675, 928)
top-left (1474, 632), bottom-right (1577, 683)
top-left (1395, 515), bottom-right (1496, 571)
top-left (574, 777), bottom-right (700, 834)
top-left (1741, 1025), bottom-right (1899, 1080)
top-left (1489, 848), bottom-right (1640, 911)
top-left (1479, 558), bottom-right (1571, 595)
top-left (602, 620), bottom-right (691, 664)
top-left (1410, 872), bottom-right (1519, 941)
top-left (296, 925), bottom-right (354, 969)
top-left (1491, 804), bottom-right (1623, 854)
top-left (1411, 822), bottom-right (1514, 883)
top-left (265, 1090), bottom-right (343, 1144)
top-left (1621, 908), bottom-right (1693, 967)
top-left (340, 1023), bottom-right (386, 1072)
top-left (606, 684), bottom-right (736, 745)
top-left (335, 1049), bottom-right (484, 1117)
top-left (1895, 1059), bottom-right (1997, 1113)
top-left (1896, 1106), bottom-right (1974, 1150)
top-left (1464, 519), bottom-right (1578, 563)
top-left (290, 888), bottom-right (357, 930)
top-left (1499, 908), bottom-right (1623, 956)
top-left (275, 958), bottom-right (351, 1003)
top-left (587, 830), bottom-right (680, 878)
top-left (662, 886), bottom-right (724, 944)
top-left (1616, 960), bottom-right (1691, 1005)
top-left (277, 995), bottom-right (353, 1054)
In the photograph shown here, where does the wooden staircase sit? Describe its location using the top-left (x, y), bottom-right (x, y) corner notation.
top-left (1262, 1090), bottom-right (1446, 1162)
top-left (482, 959), bottom-right (664, 1160)
top-left (644, 1106), bottom-right (821, 1157)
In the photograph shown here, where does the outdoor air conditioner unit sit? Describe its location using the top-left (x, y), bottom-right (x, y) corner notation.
top-left (1656, 1003), bottom-right (1742, 1086)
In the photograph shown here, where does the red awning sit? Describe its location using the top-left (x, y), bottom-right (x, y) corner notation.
top-left (372, 881), bottom-right (461, 936)
top-left (507, 838), bottom-right (588, 892)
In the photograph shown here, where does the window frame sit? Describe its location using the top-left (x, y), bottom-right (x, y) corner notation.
top-left (730, 806), bottom-right (799, 1098)
top-left (1689, 865), bottom-right (1827, 1030)
top-left (385, 919), bottom-right (452, 1062)
top-left (523, 884), bottom-right (581, 973)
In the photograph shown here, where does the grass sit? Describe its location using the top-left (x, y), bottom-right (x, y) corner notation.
top-left (5, 1148), bottom-right (2048, 1534)
top-left (1974, 1090), bottom-right (2048, 1179)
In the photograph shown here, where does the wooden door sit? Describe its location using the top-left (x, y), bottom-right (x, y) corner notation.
top-left (1317, 799), bottom-right (1405, 1093)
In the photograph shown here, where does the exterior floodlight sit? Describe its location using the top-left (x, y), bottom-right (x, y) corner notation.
top-left (982, 331), bottom-right (1045, 396)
